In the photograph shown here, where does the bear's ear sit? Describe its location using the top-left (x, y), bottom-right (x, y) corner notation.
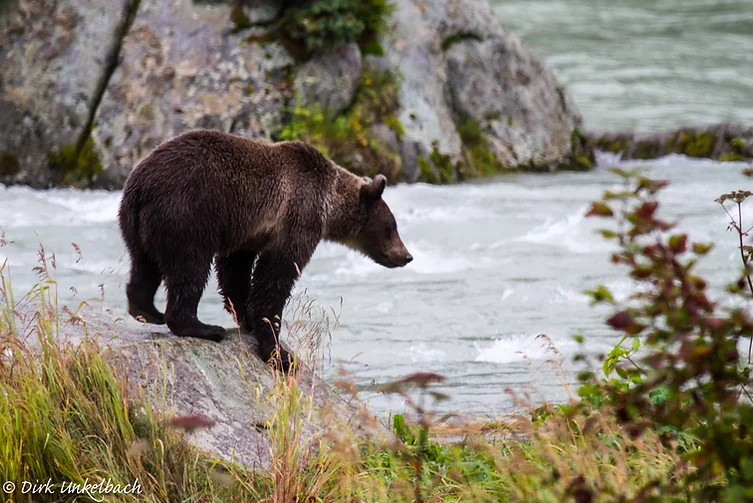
top-left (360, 174), bottom-right (387, 207)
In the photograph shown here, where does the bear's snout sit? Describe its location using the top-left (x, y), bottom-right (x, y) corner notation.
top-left (386, 244), bottom-right (413, 268)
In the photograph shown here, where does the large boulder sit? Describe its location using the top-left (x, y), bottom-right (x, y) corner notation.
top-left (0, 0), bottom-right (589, 187)
top-left (383, 0), bottom-right (584, 181)
top-left (293, 43), bottom-right (362, 117)
top-left (90, 0), bottom-right (295, 187)
top-left (12, 306), bottom-right (381, 469)
top-left (0, 0), bottom-right (134, 187)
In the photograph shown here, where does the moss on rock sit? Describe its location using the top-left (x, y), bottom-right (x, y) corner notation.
top-left (48, 135), bottom-right (102, 188)
top-left (456, 117), bottom-right (504, 178)
top-left (0, 151), bottom-right (20, 178)
top-left (278, 68), bottom-right (404, 182)
top-left (429, 142), bottom-right (456, 184)
top-left (441, 33), bottom-right (483, 52)
top-left (249, 0), bottom-right (393, 61)
top-left (719, 153), bottom-right (746, 163)
top-left (593, 136), bottom-right (630, 155)
top-left (676, 131), bottom-right (715, 158)
top-left (567, 129), bottom-right (595, 171)
top-left (416, 141), bottom-right (457, 184)
top-left (730, 137), bottom-right (748, 151)
top-left (417, 156), bottom-right (437, 184)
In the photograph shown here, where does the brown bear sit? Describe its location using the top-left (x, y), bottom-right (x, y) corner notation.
top-left (118, 129), bottom-right (412, 369)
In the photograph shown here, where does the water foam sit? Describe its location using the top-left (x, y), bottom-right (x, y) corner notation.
top-left (474, 333), bottom-right (586, 364)
top-left (513, 206), bottom-right (612, 254)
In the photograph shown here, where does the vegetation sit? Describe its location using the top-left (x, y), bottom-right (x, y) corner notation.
top-left (456, 117), bottom-right (504, 178)
top-left (592, 129), bottom-right (751, 163)
top-left (569, 128), bottom-right (596, 171)
top-left (574, 167), bottom-right (753, 499)
top-left (47, 135), bottom-right (103, 188)
top-left (279, 67), bottom-right (404, 182)
top-left (416, 141), bottom-right (456, 184)
top-left (239, 0), bottom-right (393, 60)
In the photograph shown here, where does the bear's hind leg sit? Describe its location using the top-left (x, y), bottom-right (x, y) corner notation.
top-left (163, 253), bottom-right (226, 342)
top-left (126, 251), bottom-right (166, 325)
top-left (215, 250), bottom-right (256, 329)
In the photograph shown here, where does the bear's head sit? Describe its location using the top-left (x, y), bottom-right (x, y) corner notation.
top-left (332, 174), bottom-right (412, 268)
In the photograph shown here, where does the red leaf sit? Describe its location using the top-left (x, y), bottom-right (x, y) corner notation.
top-left (607, 311), bottom-right (634, 331)
top-left (634, 201), bottom-right (658, 219)
top-left (399, 372), bottom-right (447, 388)
top-left (169, 414), bottom-right (216, 432)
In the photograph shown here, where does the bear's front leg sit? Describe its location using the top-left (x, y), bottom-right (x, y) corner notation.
top-left (246, 244), bottom-right (314, 372)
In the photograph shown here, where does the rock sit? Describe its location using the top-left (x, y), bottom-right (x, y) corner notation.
top-left (0, 0), bottom-right (133, 187)
top-left (382, 0), bottom-right (462, 177)
top-left (0, 0), bottom-right (589, 188)
top-left (445, 37), bottom-right (577, 169)
top-left (293, 43), bottom-right (362, 117)
top-left (238, 0), bottom-right (282, 25)
top-left (588, 123), bottom-right (753, 163)
top-left (382, 0), bottom-right (583, 179)
top-left (12, 306), bottom-right (382, 469)
top-left (90, 0), bottom-right (295, 187)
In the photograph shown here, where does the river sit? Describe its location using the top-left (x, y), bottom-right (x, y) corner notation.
top-left (1, 0), bottom-right (752, 416)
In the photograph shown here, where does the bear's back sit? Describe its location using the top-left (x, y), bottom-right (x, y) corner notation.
top-left (123, 130), bottom-right (337, 253)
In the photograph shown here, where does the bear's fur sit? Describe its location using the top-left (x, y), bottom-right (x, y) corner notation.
top-left (119, 129), bottom-right (412, 369)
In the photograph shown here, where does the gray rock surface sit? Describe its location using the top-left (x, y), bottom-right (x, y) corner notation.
top-left (90, 0), bottom-right (295, 187)
top-left (383, 0), bottom-right (582, 179)
top-left (294, 43), bottom-right (362, 117)
top-left (12, 306), bottom-right (381, 469)
top-left (0, 0), bottom-right (587, 187)
top-left (0, 0), bottom-right (131, 187)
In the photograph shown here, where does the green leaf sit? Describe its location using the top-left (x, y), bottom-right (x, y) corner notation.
top-left (585, 202), bottom-right (614, 218)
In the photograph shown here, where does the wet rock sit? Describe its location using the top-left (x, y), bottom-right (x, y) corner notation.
top-left (0, 0), bottom-right (132, 187)
top-left (588, 123), bottom-right (753, 163)
top-left (294, 43), bottom-right (362, 116)
top-left (90, 0), bottom-right (295, 187)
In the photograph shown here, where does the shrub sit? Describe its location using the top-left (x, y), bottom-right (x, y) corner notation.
top-left (576, 168), bottom-right (753, 500)
top-left (244, 0), bottom-right (394, 60)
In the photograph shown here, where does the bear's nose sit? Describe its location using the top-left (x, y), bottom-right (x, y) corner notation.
top-left (404, 253), bottom-right (413, 264)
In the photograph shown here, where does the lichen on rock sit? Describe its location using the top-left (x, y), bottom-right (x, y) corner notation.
top-left (90, 0), bottom-right (295, 187)
top-left (0, 0), bottom-right (133, 188)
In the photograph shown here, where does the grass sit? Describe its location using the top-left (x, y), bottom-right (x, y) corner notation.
top-left (0, 244), bottom-right (686, 502)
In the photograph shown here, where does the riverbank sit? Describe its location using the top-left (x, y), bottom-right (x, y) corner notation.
top-left (0, 259), bottom-right (682, 502)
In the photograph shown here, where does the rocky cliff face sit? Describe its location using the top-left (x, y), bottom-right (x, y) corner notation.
top-left (0, 0), bottom-right (588, 188)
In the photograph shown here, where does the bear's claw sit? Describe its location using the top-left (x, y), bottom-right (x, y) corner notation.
top-left (168, 322), bottom-right (226, 342)
top-left (128, 306), bottom-right (166, 325)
